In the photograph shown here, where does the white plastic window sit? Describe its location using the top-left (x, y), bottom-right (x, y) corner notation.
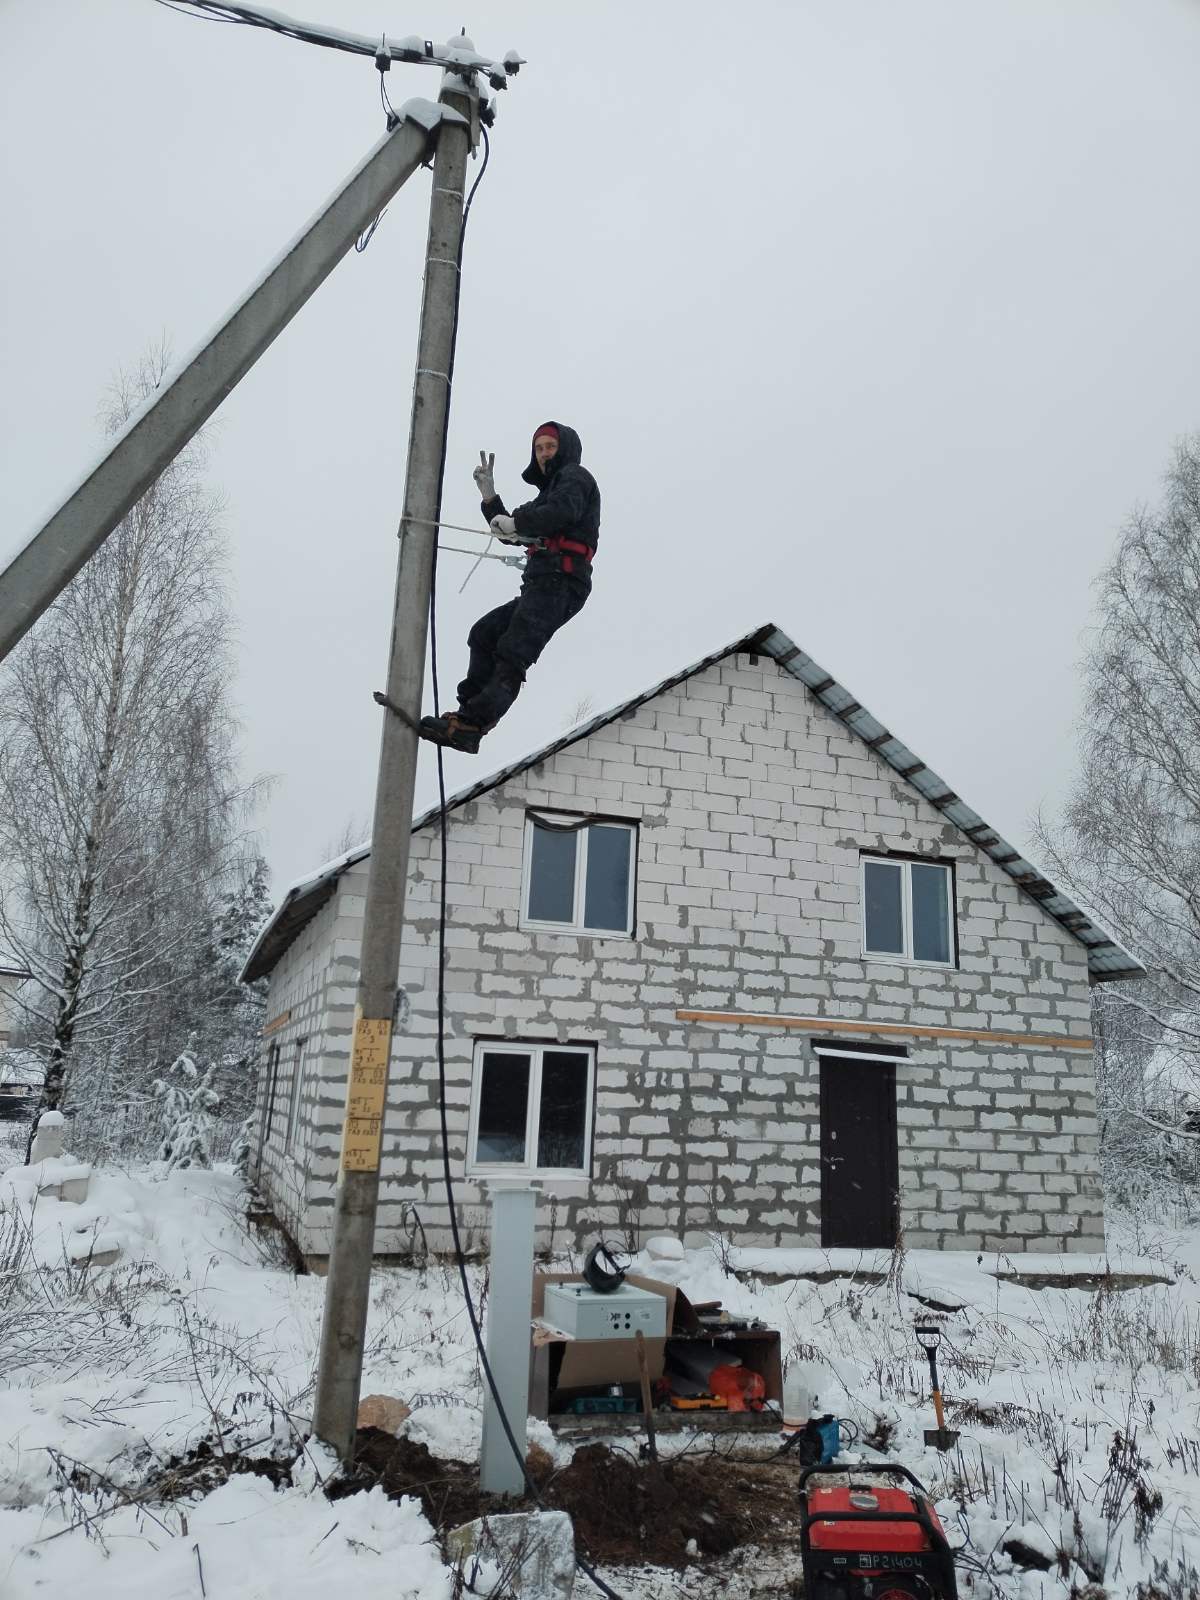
top-left (467, 1042), bottom-right (595, 1177)
top-left (521, 813), bottom-right (636, 936)
top-left (862, 858), bottom-right (954, 966)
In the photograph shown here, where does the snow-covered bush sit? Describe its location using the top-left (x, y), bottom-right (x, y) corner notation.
top-left (229, 1113), bottom-right (255, 1179)
top-left (153, 1044), bottom-right (221, 1170)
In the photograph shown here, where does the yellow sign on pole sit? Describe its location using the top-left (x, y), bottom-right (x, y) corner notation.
top-left (340, 1014), bottom-right (393, 1173)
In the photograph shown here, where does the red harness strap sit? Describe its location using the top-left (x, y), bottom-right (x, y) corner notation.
top-left (542, 535), bottom-right (594, 575)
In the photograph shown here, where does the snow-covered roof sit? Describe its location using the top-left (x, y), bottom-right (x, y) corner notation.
top-left (240, 622), bottom-right (1145, 986)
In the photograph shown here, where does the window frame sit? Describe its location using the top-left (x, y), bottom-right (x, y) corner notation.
top-left (860, 855), bottom-right (956, 968)
top-left (257, 1039), bottom-right (282, 1169)
top-left (285, 1038), bottom-right (308, 1155)
top-left (519, 811), bottom-right (638, 939)
top-left (466, 1039), bottom-right (596, 1180)
top-left (263, 1040), bottom-right (282, 1132)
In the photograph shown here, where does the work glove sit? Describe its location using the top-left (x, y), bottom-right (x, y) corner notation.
top-left (473, 450), bottom-right (496, 501)
top-left (490, 514), bottom-right (520, 544)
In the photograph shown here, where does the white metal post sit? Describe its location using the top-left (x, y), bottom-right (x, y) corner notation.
top-left (480, 1182), bottom-right (538, 1495)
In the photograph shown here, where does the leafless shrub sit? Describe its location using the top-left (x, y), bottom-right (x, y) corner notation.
top-left (951, 1398), bottom-right (1039, 1434)
top-left (944, 1400), bottom-right (1170, 1590)
top-left (1138, 1557), bottom-right (1200, 1600)
top-left (1164, 1436), bottom-right (1200, 1476)
top-left (1032, 1282), bottom-right (1200, 1379)
top-left (884, 1218), bottom-right (908, 1300)
top-left (0, 1199), bottom-right (172, 1381)
top-left (707, 1218), bottom-right (736, 1279)
top-left (580, 1159), bottom-right (646, 1253)
top-left (1102, 1430), bottom-right (1163, 1547)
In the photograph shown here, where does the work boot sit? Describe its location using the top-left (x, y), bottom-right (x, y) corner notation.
top-left (418, 713), bottom-right (482, 754)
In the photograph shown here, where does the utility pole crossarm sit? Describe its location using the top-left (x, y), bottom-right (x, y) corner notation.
top-left (0, 99), bottom-right (455, 665)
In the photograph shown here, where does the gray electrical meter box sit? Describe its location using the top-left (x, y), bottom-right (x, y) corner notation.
top-left (542, 1281), bottom-right (668, 1341)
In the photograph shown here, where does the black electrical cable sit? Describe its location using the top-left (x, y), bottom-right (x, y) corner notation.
top-left (154, 0), bottom-right (510, 81)
top-left (152, 0), bottom-right (362, 50)
top-left (529, 810), bottom-right (606, 834)
top-left (154, 0), bottom-right (239, 21)
top-left (355, 210), bottom-right (386, 253)
top-left (378, 64), bottom-right (403, 128)
top-left (423, 126), bottom-right (626, 1600)
top-left (354, 67), bottom-right (404, 253)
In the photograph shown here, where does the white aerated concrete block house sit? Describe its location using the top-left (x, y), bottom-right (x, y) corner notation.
top-left (242, 625), bottom-right (1142, 1267)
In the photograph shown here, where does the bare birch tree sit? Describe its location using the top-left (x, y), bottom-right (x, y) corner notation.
top-left (1037, 434), bottom-right (1200, 1156)
top-left (0, 354), bottom-right (262, 1144)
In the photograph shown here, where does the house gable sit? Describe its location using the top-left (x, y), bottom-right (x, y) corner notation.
top-left (397, 651), bottom-right (1096, 1016)
top-left (242, 624), bottom-right (1140, 986)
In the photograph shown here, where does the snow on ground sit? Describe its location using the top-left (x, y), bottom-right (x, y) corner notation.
top-left (2, 1473), bottom-right (448, 1600)
top-left (3, 1133), bottom-right (1200, 1599)
top-left (0, 1152), bottom-right (476, 1598)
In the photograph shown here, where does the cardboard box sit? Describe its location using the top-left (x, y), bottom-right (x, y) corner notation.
top-left (668, 1329), bottom-right (783, 1410)
top-left (530, 1273), bottom-right (782, 1421)
top-left (532, 1272), bottom-right (678, 1391)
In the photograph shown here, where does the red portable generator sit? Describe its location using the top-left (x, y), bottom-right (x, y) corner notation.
top-left (799, 1463), bottom-right (958, 1600)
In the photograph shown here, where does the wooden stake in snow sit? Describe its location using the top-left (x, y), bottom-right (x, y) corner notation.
top-left (635, 1330), bottom-right (658, 1464)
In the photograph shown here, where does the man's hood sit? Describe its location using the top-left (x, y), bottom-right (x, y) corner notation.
top-left (521, 421), bottom-right (583, 486)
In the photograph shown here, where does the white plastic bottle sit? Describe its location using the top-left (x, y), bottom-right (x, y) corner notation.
top-left (782, 1362), bottom-right (820, 1433)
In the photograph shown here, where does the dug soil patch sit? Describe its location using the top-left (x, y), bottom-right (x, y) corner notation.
top-left (330, 1430), bottom-right (483, 1529)
top-left (335, 1430), bottom-right (803, 1571)
top-left (542, 1443), bottom-right (802, 1568)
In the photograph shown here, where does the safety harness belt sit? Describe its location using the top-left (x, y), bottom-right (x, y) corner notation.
top-left (542, 535), bottom-right (594, 575)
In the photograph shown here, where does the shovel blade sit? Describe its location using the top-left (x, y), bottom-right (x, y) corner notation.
top-left (925, 1428), bottom-right (960, 1451)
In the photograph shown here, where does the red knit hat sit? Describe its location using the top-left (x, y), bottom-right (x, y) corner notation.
top-left (533, 423), bottom-right (559, 445)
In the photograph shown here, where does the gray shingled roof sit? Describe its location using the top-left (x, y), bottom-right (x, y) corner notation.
top-left (241, 623), bottom-right (1144, 985)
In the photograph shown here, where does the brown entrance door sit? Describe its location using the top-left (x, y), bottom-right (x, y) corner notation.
top-left (819, 1056), bottom-right (899, 1248)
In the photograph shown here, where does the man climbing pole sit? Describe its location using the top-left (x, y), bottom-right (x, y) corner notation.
top-left (420, 421), bottom-right (600, 754)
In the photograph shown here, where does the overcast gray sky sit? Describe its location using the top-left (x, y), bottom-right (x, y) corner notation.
top-left (3, 0), bottom-right (1199, 896)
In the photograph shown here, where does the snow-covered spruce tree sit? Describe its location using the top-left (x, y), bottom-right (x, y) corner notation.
top-left (180, 855), bottom-right (273, 1133)
top-left (1037, 434), bottom-right (1200, 1172)
top-left (153, 1042), bottom-right (221, 1171)
top-left (0, 353), bottom-right (262, 1152)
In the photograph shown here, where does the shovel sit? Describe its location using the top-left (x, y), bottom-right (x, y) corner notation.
top-left (915, 1322), bottom-right (960, 1451)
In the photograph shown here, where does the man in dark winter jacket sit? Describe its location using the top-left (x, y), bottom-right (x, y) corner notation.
top-left (419, 421), bottom-right (599, 754)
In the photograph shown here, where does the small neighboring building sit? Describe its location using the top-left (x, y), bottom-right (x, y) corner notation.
top-left (0, 1050), bottom-right (41, 1123)
top-left (241, 624), bottom-right (1143, 1266)
top-left (0, 964), bottom-right (30, 1053)
top-left (0, 964), bottom-right (36, 1122)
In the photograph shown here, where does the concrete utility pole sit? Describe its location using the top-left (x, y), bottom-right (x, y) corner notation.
top-left (0, 0), bottom-right (521, 1468)
top-left (311, 68), bottom-right (478, 1460)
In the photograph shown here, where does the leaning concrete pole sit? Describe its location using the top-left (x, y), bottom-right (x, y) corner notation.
top-left (312, 67), bottom-right (477, 1461)
top-left (0, 106), bottom-right (442, 667)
